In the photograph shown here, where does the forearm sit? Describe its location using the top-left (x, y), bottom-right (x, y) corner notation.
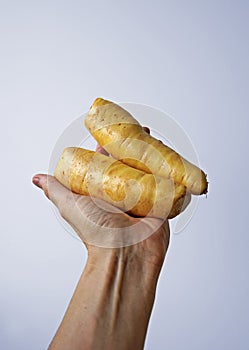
top-left (48, 248), bottom-right (161, 350)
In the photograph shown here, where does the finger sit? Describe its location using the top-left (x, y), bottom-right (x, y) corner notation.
top-left (32, 174), bottom-right (93, 241)
top-left (95, 144), bottom-right (109, 156)
top-left (32, 174), bottom-right (76, 212)
top-left (142, 126), bottom-right (150, 134)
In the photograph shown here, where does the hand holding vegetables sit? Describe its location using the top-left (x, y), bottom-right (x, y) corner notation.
top-left (33, 98), bottom-right (207, 350)
top-left (33, 101), bottom-right (206, 350)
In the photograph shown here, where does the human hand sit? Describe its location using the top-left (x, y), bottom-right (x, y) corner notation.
top-left (32, 173), bottom-right (169, 275)
top-left (32, 135), bottom-right (171, 277)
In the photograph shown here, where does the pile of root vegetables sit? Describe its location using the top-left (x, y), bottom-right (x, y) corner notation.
top-left (55, 98), bottom-right (208, 219)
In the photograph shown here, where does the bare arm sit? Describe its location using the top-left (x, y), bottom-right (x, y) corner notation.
top-left (33, 158), bottom-right (170, 350)
top-left (48, 244), bottom-right (166, 350)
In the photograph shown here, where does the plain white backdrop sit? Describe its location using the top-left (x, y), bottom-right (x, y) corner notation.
top-left (1, 0), bottom-right (248, 349)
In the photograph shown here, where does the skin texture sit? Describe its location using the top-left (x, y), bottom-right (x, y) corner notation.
top-left (85, 98), bottom-right (208, 195)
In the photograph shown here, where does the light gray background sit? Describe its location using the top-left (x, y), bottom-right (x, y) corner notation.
top-left (1, 0), bottom-right (248, 349)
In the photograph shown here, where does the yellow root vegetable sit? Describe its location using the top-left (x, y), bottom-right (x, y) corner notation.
top-left (85, 98), bottom-right (208, 195)
top-left (54, 147), bottom-right (191, 219)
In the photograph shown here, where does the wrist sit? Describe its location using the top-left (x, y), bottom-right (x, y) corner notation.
top-left (86, 245), bottom-right (163, 297)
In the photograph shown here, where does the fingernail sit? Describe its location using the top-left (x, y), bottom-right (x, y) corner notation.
top-left (32, 176), bottom-right (41, 188)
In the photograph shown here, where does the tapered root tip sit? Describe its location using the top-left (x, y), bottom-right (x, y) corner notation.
top-left (169, 191), bottom-right (191, 219)
top-left (91, 97), bottom-right (111, 109)
top-left (200, 172), bottom-right (208, 195)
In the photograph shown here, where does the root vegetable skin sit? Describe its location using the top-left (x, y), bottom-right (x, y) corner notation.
top-left (54, 147), bottom-right (190, 219)
top-left (85, 98), bottom-right (208, 195)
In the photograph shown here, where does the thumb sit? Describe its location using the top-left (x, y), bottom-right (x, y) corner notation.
top-left (32, 174), bottom-right (76, 213)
